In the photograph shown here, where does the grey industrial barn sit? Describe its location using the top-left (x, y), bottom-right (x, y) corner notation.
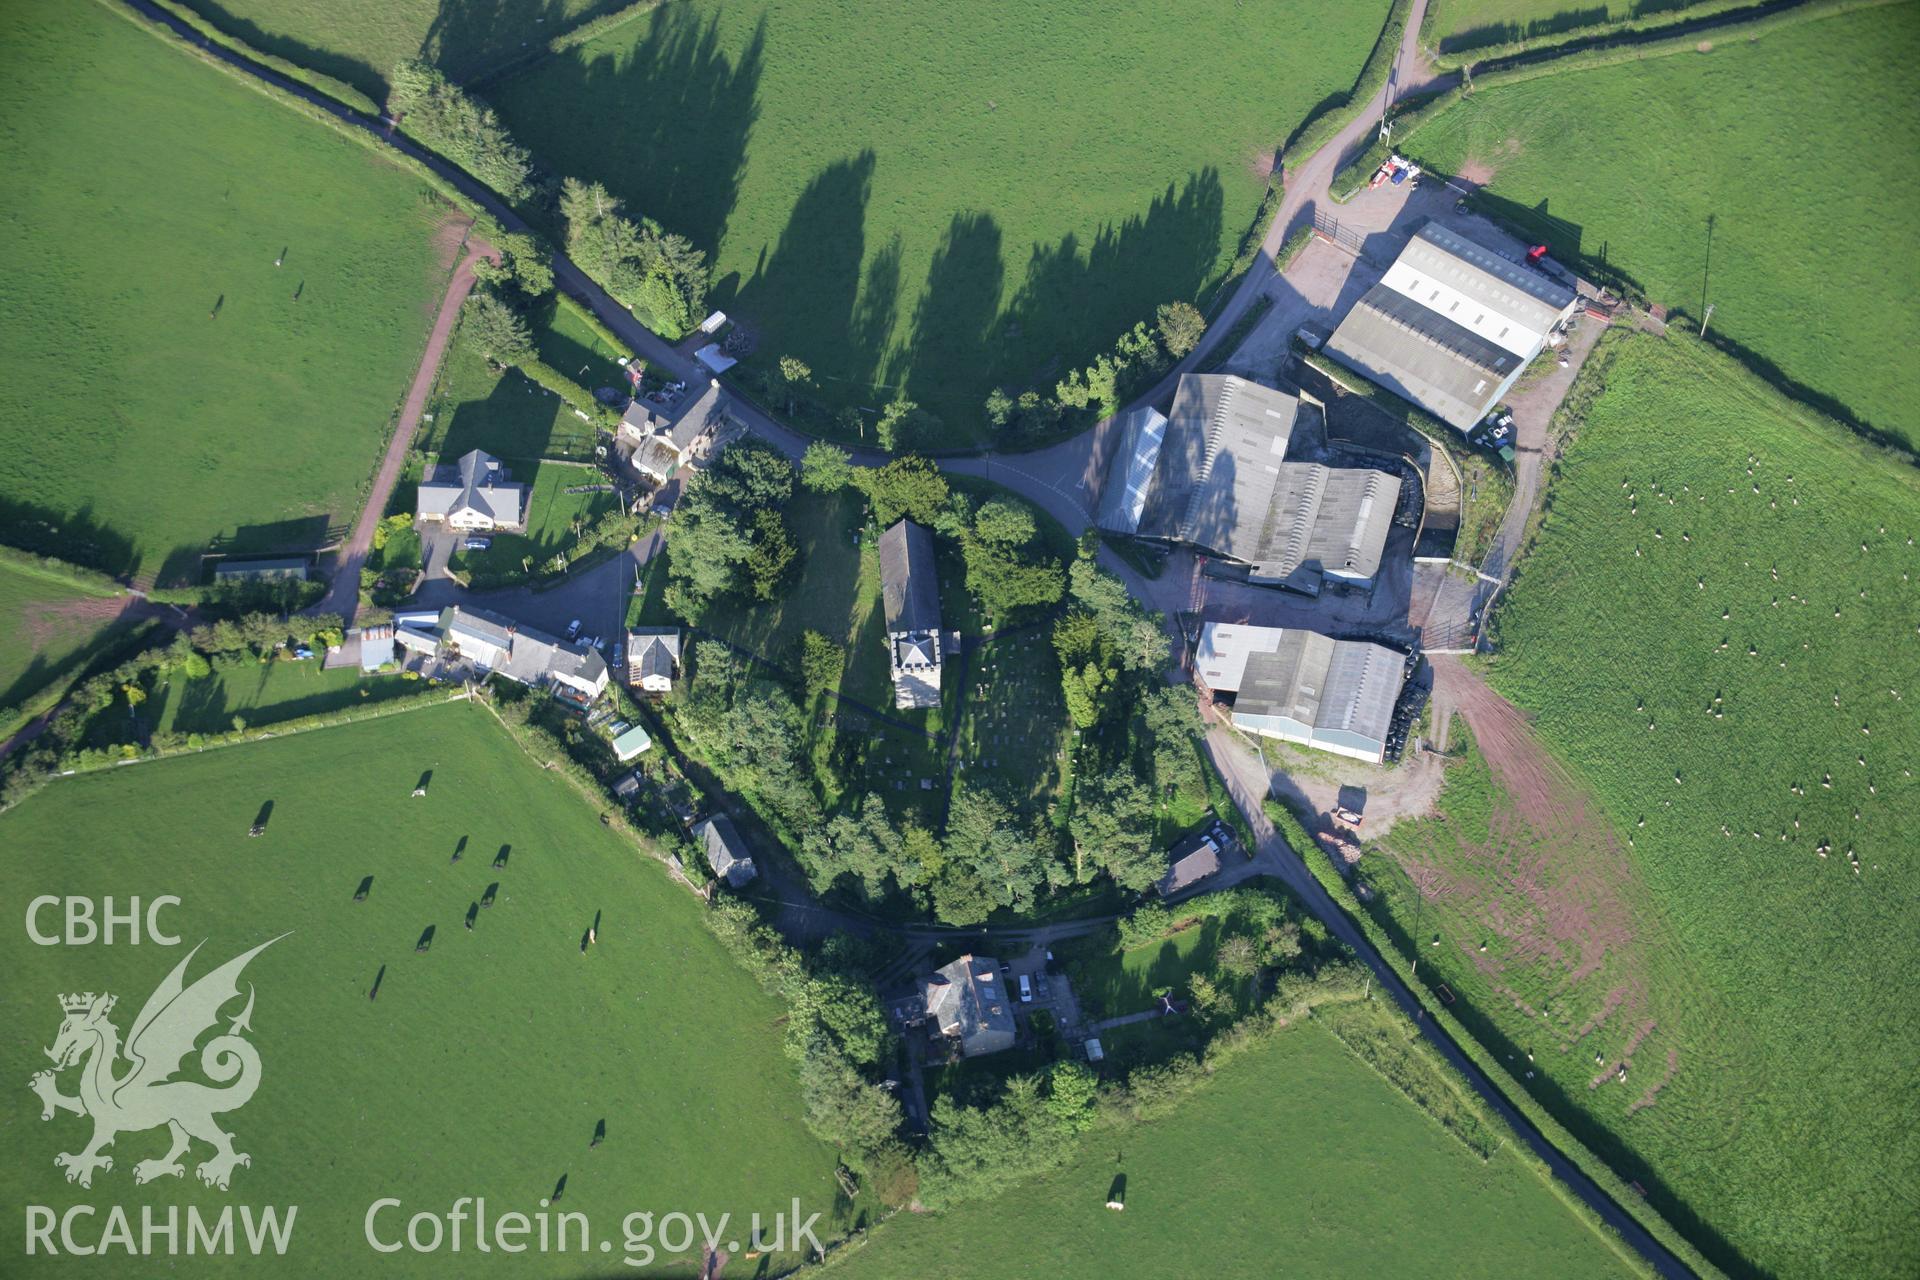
top-left (1195, 622), bottom-right (1406, 763)
top-left (1096, 373), bottom-right (1401, 594)
top-left (1326, 222), bottom-right (1578, 432)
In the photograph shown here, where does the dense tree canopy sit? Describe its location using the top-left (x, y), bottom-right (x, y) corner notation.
top-left (459, 288), bottom-right (532, 364)
top-left (559, 179), bottom-right (708, 337)
top-left (663, 444), bottom-right (796, 620)
top-left (800, 441), bottom-right (853, 493)
top-left (389, 60), bottom-right (532, 201)
top-left (854, 455), bottom-right (948, 527)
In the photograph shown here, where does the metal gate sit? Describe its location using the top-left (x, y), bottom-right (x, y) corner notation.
top-left (1312, 210), bottom-right (1367, 258)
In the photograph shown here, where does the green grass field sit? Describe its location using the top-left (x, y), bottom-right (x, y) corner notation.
top-left (1406, 7), bottom-right (1920, 447)
top-left (0, 562), bottom-right (143, 735)
top-left (490, 0), bottom-right (1391, 438)
top-left (0, 702), bottom-right (852, 1275)
top-left (179, 0), bottom-right (632, 102)
top-left (0, 0), bottom-right (452, 585)
top-left (147, 657), bottom-right (422, 736)
top-left (1385, 332), bottom-right (1919, 1278)
top-left (836, 1022), bottom-right (1636, 1279)
top-left (421, 345), bottom-right (600, 465)
top-left (1428, 0), bottom-right (1715, 52)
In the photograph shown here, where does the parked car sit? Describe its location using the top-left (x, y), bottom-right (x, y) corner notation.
top-left (463, 537), bottom-right (491, 551)
top-left (613, 644), bottom-right (625, 666)
top-left (565, 619), bottom-right (582, 641)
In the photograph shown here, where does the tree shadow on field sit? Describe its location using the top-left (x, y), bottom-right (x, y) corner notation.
top-left (899, 212), bottom-right (1005, 410)
top-left (164, 669), bottom-right (230, 736)
top-left (0, 615), bottom-right (156, 722)
top-left (0, 497), bottom-right (137, 579)
top-left (1438, 5), bottom-right (1610, 55)
top-left (995, 170), bottom-right (1225, 399)
top-left (434, 366), bottom-right (560, 482)
top-left (513, 7), bottom-right (764, 256)
top-left (736, 164), bottom-right (1226, 429)
top-left (725, 151), bottom-right (906, 409)
top-left (180, 0), bottom-right (386, 102)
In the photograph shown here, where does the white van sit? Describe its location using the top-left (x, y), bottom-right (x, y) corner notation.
top-left (1018, 974), bottom-right (1033, 1003)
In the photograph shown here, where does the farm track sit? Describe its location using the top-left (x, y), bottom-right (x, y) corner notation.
top-left (314, 239), bottom-right (495, 624)
top-left (106, 2), bottom-right (1695, 1273)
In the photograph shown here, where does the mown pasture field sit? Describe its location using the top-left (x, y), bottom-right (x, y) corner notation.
top-left (178, 0), bottom-right (630, 102)
top-left (1406, 6), bottom-right (1920, 447)
top-left (0, 702), bottom-right (852, 1275)
top-left (834, 1021), bottom-right (1637, 1279)
top-left (1408, 331), bottom-right (1917, 1278)
top-left (0, 0), bottom-right (450, 585)
top-left (490, 0), bottom-right (1392, 439)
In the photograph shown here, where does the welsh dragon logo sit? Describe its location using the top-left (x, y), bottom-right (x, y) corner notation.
top-left (29, 936), bottom-right (285, 1191)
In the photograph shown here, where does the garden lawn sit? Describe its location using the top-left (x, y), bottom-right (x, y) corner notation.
top-left (694, 487), bottom-right (875, 684)
top-left (1459, 331), bottom-right (1917, 1278)
top-left (490, 0), bottom-right (1392, 439)
top-left (1405, 6), bottom-right (1920, 447)
top-left (835, 1023), bottom-right (1636, 1279)
top-left (447, 465), bottom-right (618, 579)
top-left (1066, 920), bottom-right (1231, 1025)
top-left (0, 0), bottom-right (449, 584)
top-left (0, 702), bottom-right (850, 1276)
top-left (422, 345), bottom-right (599, 465)
top-left (535, 295), bottom-right (634, 394)
top-left (0, 563), bottom-right (144, 735)
top-left (177, 0), bottom-right (632, 103)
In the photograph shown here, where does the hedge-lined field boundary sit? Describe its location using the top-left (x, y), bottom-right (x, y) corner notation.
top-left (1260, 791), bottom-right (1727, 1280)
top-left (1336, 0), bottom-right (1901, 200)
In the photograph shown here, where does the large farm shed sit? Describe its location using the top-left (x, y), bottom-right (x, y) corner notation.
top-left (1325, 222), bottom-right (1577, 432)
top-left (1096, 373), bottom-right (1400, 593)
top-left (1196, 622), bottom-right (1406, 763)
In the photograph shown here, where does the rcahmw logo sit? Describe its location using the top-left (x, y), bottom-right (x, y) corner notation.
top-left (24, 936), bottom-right (299, 1259)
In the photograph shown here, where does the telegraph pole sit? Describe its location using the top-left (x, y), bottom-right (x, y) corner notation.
top-left (1699, 303), bottom-right (1715, 338)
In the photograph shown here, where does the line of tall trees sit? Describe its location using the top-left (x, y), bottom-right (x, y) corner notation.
top-left (559, 179), bottom-right (708, 338)
top-left (984, 300), bottom-right (1206, 441)
top-left (385, 62), bottom-right (709, 339)
top-left (0, 609), bottom-right (350, 809)
top-left (389, 60), bottom-right (533, 202)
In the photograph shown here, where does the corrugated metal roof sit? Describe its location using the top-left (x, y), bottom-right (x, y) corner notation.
top-left (1095, 406), bottom-right (1169, 534)
top-left (1136, 375), bottom-right (1298, 549)
top-left (1252, 464), bottom-right (1401, 584)
top-left (1225, 628), bottom-right (1404, 757)
top-left (879, 519), bottom-right (940, 635)
top-left (611, 724), bottom-right (653, 760)
top-left (1406, 223), bottom-right (1575, 329)
top-left (1327, 284), bottom-right (1520, 431)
